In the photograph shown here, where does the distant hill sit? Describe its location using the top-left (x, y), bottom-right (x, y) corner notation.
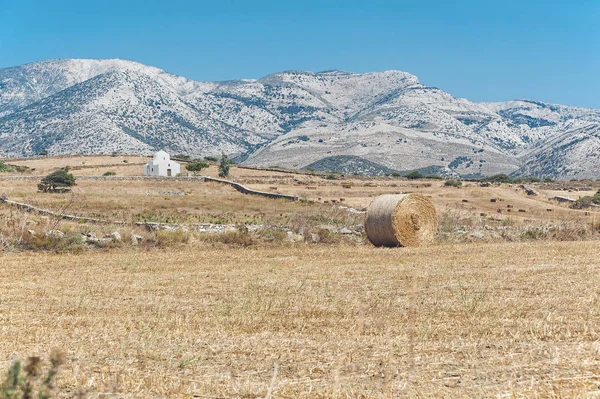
top-left (304, 155), bottom-right (397, 176)
top-left (1, 59), bottom-right (600, 178)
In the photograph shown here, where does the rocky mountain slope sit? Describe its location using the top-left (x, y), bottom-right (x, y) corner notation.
top-left (1, 58), bottom-right (599, 178)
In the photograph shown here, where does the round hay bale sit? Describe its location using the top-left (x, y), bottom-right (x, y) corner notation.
top-left (364, 194), bottom-right (437, 247)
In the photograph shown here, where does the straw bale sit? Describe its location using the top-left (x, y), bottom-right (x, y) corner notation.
top-left (364, 194), bottom-right (437, 247)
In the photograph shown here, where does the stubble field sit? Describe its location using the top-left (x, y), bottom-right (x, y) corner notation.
top-left (1, 156), bottom-right (600, 398)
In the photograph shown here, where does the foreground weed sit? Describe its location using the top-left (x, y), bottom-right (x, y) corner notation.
top-left (0, 350), bottom-right (68, 399)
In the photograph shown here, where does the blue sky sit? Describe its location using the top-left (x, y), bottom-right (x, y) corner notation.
top-left (1, 0), bottom-right (598, 107)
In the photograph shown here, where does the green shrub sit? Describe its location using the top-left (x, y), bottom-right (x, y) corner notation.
top-left (20, 233), bottom-right (85, 253)
top-left (425, 174), bottom-right (443, 180)
top-left (204, 156), bottom-right (219, 162)
top-left (444, 179), bottom-right (462, 187)
top-left (103, 171), bottom-right (116, 176)
top-left (0, 350), bottom-right (66, 399)
top-left (404, 170), bottom-right (424, 180)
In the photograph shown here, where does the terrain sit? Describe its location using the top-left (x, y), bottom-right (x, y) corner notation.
top-left (2, 156), bottom-right (600, 397)
top-left (2, 59), bottom-right (600, 178)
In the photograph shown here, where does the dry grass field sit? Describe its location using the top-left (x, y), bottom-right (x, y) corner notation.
top-left (3, 242), bottom-right (600, 398)
top-left (2, 156), bottom-right (600, 398)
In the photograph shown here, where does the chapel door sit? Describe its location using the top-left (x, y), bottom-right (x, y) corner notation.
top-left (167, 169), bottom-right (172, 176)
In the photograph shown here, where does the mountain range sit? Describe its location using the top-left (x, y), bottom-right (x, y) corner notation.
top-left (1, 58), bottom-right (599, 178)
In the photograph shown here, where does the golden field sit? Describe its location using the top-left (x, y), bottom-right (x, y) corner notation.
top-left (3, 243), bottom-right (600, 398)
top-left (1, 155), bottom-right (600, 398)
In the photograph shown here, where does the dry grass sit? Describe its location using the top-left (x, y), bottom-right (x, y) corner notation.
top-left (2, 242), bottom-right (600, 397)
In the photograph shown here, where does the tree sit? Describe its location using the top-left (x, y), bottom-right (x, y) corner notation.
top-left (38, 168), bottom-right (76, 193)
top-left (186, 161), bottom-right (209, 176)
top-left (218, 153), bottom-right (231, 178)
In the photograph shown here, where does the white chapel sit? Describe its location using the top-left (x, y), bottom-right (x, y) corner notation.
top-left (144, 150), bottom-right (181, 177)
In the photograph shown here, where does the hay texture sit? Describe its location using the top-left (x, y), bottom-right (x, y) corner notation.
top-left (365, 194), bottom-right (437, 247)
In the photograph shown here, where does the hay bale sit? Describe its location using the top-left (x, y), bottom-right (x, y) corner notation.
top-left (364, 194), bottom-right (437, 247)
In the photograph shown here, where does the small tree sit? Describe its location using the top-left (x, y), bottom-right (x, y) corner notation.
top-left (218, 153), bottom-right (231, 178)
top-left (186, 161), bottom-right (209, 176)
top-left (38, 168), bottom-right (76, 193)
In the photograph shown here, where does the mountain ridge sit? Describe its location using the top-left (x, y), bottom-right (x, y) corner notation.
top-left (1, 58), bottom-right (599, 179)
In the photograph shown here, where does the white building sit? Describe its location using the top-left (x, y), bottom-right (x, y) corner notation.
top-left (144, 150), bottom-right (181, 177)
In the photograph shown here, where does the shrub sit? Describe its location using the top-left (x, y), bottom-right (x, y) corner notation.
top-left (185, 161), bottom-right (209, 175)
top-left (316, 228), bottom-right (341, 244)
top-left (573, 193), bottom-right (600, 208)
top-left (444, 179), bottom-right (462, 187)
top-left (483, 174), bottom-right (513, 184)
top-left (391, 172), bottom-right (402, 178)
top-left (425, 174), bottom-right (443, 180)
top-left (0, 350), bottom-right (66, 399)
top-left (103, 171), bottom-right (116, 176)
top-left (0, 162), bottom-right (30, 174)
top-left (155, 230), bottom-right (190, 247)
top-left (204, 156), bottom-right (219, 162)
top-left (198, 230), bottom-right (254, 247)
top-left (20, 232), bottom-right (86, 253)
top-left (404, 170), bottom-right (424, 180)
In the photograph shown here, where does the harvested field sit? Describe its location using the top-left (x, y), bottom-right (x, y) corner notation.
top-left (2, 156), bottom-right (600, 397)
top-left (2, 242), bottom-right (600, 397)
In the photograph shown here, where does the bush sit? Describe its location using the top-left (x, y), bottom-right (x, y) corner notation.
top-left (204, 156), bottom-right (219, 162)
top-left (444, 179), bottom-right (462, 187)
top-left (573, 193), bottom-right (600, 208)
top-left (20, 232), bottom-right (86, 253)
top-left (0, 162), bottom-right (29, 174)
top-left (316, 228), bottom-right (341, 244)
top-left (103, 171), bottom-right (116, 176)
top-left (198, 230), bottom-right (254, 247)
top-left (155, 230), bottom-right (190, 247)
top-left (484, 174), bottom-right (513, 184)
top-left (0, 350), bottom-right (66, 399)
top-left (185, 161), bottom-right (209, 175)
top-left (425, 174), bottom-right (443, 180)
top-left (404, 170), bottom-right (424, 180)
